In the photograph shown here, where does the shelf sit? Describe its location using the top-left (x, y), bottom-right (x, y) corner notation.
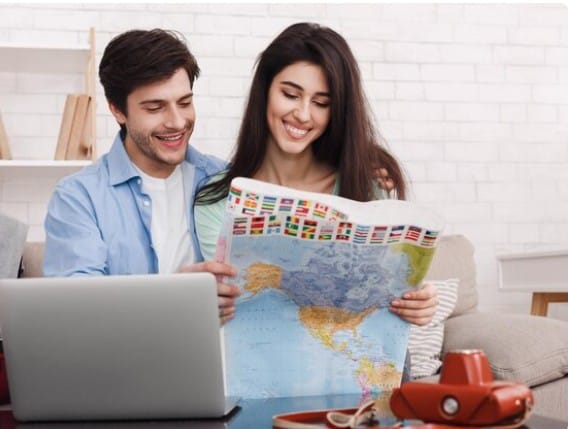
top-left (0, 160), bottom-right (92, 178)
top-left (497, 249), bottom-right (568, 293)
top-left (0, 44), bottom-right (91, 74)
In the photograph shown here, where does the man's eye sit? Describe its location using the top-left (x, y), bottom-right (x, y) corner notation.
top-left (179, 101), bottom-right (192, 108)
top-left (146, 106), bottom-right (162, 112)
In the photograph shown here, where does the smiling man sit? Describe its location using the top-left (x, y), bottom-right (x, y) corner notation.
top-left (44, 29), bottom-right (239, 323)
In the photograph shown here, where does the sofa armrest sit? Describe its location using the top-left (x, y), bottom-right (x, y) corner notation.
top-left (443, 312), bottom-right (568, 387)
top-left (21, 241), bottom-right (44, 278)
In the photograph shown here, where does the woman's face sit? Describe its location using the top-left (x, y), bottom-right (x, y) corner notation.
top-left (266, 61), bottom-right (331, 157)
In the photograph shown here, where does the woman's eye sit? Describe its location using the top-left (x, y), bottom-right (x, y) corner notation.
top-left (283, 91), bottom-right (298, 100)
top-left (314, 100), bottom-right (330, 108)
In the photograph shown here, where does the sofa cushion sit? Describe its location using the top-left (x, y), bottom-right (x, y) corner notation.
top-left (426, 235), bottom-right (478, 317)
top-left (443, 312), bottom-right (568, 386)
top-left (0, 213), bottom-right (29, 278)
top-left (408, 278), bottom-right (459, 378)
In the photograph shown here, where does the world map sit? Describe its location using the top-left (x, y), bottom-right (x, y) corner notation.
top-left (223, 233), bottom-right (434, 409)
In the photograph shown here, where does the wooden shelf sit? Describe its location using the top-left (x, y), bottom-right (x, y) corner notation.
top-left (0, 160), bottom-right (92, 178)
top-left (0, 28), bottom-right (97, 166)
top-left (0, 44), bottom-right (91, 74)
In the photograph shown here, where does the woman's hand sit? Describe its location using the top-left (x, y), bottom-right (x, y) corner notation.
top-left (389, 282), bottom-right (438, 326)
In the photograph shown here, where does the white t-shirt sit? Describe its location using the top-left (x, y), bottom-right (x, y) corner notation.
top-left (136, 165), bottom-right (193, 273)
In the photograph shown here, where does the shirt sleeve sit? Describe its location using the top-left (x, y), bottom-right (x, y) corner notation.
top-left (194, 198), bottom-right (226, 262)
top-left (44, 181), bottom-right (108, 276)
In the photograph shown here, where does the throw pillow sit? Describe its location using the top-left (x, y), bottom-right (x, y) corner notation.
top-left (407, 278), bottom-right (459, 379)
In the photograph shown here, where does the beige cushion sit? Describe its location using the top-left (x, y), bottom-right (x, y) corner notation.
top-left (21, 241), bottom-right (44, 278)
top-left (426, 235), bottom-right (478, 317)
top-left (443, 312), bottom-right (568, 386)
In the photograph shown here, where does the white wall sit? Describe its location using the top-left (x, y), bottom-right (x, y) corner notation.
top-left (0, 4), bottom-right (567, 318)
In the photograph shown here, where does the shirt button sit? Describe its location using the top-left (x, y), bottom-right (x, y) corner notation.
top-left (143, 200), bottom-right (150, 207)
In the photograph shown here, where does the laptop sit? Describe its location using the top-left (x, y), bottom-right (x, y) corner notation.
top-left (0, 273), bottom-right (239, 422)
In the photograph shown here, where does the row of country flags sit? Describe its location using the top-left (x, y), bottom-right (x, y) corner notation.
top-left (230, 214), bottom-right (440, 247)
top-left (227, 185), bottom-right (349, 221)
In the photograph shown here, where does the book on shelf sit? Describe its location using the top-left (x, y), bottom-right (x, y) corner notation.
top-left (54, 94), bottom-right (79, 160)
top-left (64, 94), bottom-right (92, 160)
top-left (217, 177), bottom-right (445, 405)
top-left (0, 111), bottom-right (13, 160)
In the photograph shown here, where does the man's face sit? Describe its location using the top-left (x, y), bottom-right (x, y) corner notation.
top-left (109, 68), bottom-right (195, 178)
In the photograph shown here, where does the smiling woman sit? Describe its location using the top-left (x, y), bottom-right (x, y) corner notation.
top-left (195, 22), bottom-right (406, 207)
top-left (194, 21), bottom-right (439, 385)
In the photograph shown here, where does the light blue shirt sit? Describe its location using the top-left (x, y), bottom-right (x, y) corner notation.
top-left (44, 133), bottom-right (226, 276)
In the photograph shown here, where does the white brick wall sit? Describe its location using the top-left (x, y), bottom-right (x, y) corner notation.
top-left (0, 4), bottom-right (567, 319)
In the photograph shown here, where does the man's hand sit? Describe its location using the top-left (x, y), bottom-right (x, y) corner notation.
top-left (389, 282), bottom-right (438, 326)
top-left (177, 261), bottom-right (240, 325)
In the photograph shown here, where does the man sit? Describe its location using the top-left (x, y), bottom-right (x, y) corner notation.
top-left (44, 29), bottom-right (239, 323)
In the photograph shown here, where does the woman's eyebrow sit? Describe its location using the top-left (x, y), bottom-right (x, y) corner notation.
top-left (280, 81), bottom-right (330, 97)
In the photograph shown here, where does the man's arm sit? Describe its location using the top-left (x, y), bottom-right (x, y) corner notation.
top-left (44, 183), bottom-right (108, 276)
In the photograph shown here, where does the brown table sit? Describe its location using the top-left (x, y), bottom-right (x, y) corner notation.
top-left (0, 394), bottom-right (566, 428)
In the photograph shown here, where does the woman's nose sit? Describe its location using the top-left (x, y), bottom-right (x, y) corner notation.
top-left (293, 102), bottom-right (311, 122)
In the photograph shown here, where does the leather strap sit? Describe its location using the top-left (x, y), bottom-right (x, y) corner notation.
top-left (272, 398), bottom-right (533, 429)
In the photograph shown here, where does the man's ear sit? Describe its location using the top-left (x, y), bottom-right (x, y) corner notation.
top-left (108, 102), bottom-right (126, 125)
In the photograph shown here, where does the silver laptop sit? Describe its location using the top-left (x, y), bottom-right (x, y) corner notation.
top-left (0, 273), bottom-right (239, 422)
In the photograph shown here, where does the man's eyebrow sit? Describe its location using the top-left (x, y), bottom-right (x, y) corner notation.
top-left (280, 81), bottom-right (330, 97)
top-left (139, 92), bottom-right (194, 105)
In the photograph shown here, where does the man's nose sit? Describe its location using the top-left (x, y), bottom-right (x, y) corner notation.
top-left (165, 107), bottom-right (186, 129)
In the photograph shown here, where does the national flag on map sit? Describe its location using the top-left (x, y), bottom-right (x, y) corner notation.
top-left (388, 225), bottom-right (405, 243)
top-left (313, 202), bottom-right (328, 219)
top-left (405, 225), bottom-right (422, 242)
top-left (260, 195), bottom-right (277, 214)
top-left (284, 227), bottom-right (298, 237)
top-left (422, 229), bottom-right (439, 247)
top-left (337, 221), bottom-right (352, 235)
top-left (267, 215), bottom-right (282, 234)
top-left (250, 216), bottom-right (265, 234)
top-left (370, 225), bottom-right (388, 244)
top-left (279, 198), bottom-right (294, 213)
top-left (228, 186), bottom-right (242, 205)
top-left (244, 199), bottom-right (257, 209)
top-left (285, 216), bottom-right (300, 231)
top-left (302, 219), bottom-right (318, 234)
top-left (294, 205), bottom-right (310, 216)
top-left (318, 223), bottom-right (334, 240)
top-left (353, 224), bottom-right (370, 244)
top-left (242, 206), bottom-right (256, 215)
top-left (232, 217), bottom-right (248, 235)
top-left (329, 209), bottom-right (347, 221)
top-left (245, 191), bottom-right (259, 201)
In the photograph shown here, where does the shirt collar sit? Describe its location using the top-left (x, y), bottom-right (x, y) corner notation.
top-left (106, 133), bottom-right (141, 186)
top-left (106, 132), bottom-right (219, 186)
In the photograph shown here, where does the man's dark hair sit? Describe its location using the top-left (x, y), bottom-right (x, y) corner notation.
top-left (99, 29), bottom-right (200, 117)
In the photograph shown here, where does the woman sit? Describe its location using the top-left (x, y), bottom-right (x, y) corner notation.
top-left (195, 22), bottom-right (436, 327)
